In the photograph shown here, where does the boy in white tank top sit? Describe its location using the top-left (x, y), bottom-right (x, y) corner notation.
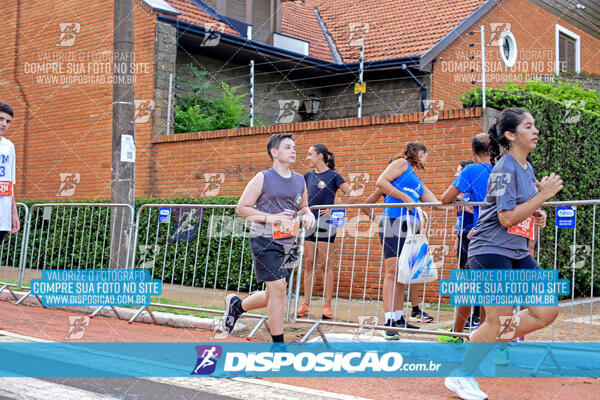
top-left (0, 102), bottom-right (20, 245)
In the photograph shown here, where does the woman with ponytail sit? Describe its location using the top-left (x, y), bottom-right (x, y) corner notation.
top-left (376, 142), bottom-right (443, 339)
top-left (298, 144), bottom-right (353, 320)
top-left (445, 108), bottom-right (562, 400)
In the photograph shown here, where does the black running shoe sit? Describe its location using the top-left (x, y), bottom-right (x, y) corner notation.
top-left (396, 316), bottom-right (420, 330)
top-left (381, 319), bottom-right (399, 340)
top-left (411, 308), bottom-right (434, 323)
top-left (464, 315), bottom-right (480, 330)
top-left (223, 294), bottom-right (243, 333)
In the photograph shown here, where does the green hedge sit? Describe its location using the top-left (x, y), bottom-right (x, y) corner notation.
top-left (134, 197), bottom-right (255, 292)
top-left (0, 204), bottom-right (29, 270)
top-left (17, 200), bottom-right (112, 272)
top-left (3, 197), bottom-right (258, 293)
top-left (461, 80), bottom-right (600, 114)
top-left (461, 82), bottom-right (600, 298)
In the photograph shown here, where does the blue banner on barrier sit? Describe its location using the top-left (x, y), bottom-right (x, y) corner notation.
top-left (30, 269), bottom-right (162, 307)
top-left (330, 209), bottom-right (346, 227)
top-left (438, 269), bottom-right (570, 306)
top-left (556, 206), bottom-right (577, 229)
top-left (158, 207), bottom-right (170, 223)
top-left (0, 342), bottom-right (599, 378)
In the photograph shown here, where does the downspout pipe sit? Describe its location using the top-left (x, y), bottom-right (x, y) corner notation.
top-left (402, 64), bottom-right (427, 112)
top-left (15, 0), bottom-right (30, 195)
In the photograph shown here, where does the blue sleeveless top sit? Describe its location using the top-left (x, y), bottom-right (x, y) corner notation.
top-left (383, 161), bottom-right (424, 220)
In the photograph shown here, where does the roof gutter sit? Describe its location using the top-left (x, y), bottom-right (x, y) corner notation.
top-left (158, 15), bottom-right (420, 72)
top-left (419, 0), bottom-right (500, 70)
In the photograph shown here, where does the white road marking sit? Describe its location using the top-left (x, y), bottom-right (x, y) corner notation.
top-left (0, 330), bottom-right (50, 342)
top-left (0, 378), bottom-right (119, 400)
top-left (149, 377), bottom-right (374, 400)
top-left (231, 377), bottom-right (375, 400)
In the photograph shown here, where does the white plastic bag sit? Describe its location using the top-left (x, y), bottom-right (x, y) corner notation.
top-left (396, 208), bottom-right (438, 284)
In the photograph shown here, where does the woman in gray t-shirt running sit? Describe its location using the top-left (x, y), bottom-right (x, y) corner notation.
top-left (445, 108), bottom-right (563, 400)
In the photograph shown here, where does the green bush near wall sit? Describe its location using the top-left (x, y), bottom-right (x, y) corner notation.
top-left (461, 81), bottom-right (600, 298)
top-left (173, 66), bottom-right (250, 133)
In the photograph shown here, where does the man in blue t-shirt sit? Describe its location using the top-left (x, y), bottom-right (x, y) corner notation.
top-left (439, 133), bottom-right (492, 341)
top-left (453, 159), bottom-right (475, 267)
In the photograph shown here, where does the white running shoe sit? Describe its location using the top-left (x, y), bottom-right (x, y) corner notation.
top-left (445, 376), bottom-right (488, 400)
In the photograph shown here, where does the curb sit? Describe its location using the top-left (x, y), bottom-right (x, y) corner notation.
top-left (0, 290), bottom-right (248, 332)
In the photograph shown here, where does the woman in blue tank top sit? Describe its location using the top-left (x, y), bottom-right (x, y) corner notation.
top-left (375, 142), bottom-right (442, 338)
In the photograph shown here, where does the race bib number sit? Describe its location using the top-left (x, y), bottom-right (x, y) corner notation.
top-left (272, 219), bottom-right (300, 239)
top-left (507, 216), bottom-right (535, 240)
top-left (0, 181), bottom-right (13, 197)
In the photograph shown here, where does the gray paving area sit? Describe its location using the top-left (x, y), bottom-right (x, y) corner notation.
top-left (0, 330), bottom-right (369, 400)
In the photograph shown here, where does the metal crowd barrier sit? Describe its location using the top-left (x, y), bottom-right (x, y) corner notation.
top-left (290, 202), bottom-right (456, 342)
top-left (129, 204), bottom-right (272, 338)
top-left (14, 203), bottom-right (135, 316)
top-left (2, 199), bottom-right (597, 348)
top-left (291, 200), bottom-right (599, 344)
top-left (0, 203), bottom-right (29, 299)
top-left (533, 200), bottom-right (598, 343)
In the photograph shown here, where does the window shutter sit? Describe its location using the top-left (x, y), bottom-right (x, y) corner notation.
top-left (558, 33), bottom-right (567, 73)
top-left (567, 36), bottom-right (576, 72)
top-left (558, 32), bottom-right (577, 74)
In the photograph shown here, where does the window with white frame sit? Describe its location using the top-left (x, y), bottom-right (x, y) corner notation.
top-left (555, 24), bottom-right (580, 74)
top-left (499, 30), bottom-right (518, 68)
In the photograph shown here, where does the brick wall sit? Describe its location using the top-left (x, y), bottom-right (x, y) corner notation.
top-left (0, 0), bottom-right (158, 200)
top-left (4, 0), bottom-right (597, 201)
top-left (432, 0), bottom-right (600, 109)
top-left (152, 108), bottom-right (483, 301)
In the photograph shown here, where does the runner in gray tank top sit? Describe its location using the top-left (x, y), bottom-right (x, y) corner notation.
top-left (222, 133), bottom-right (315, 344)
top-left (250, 168), bottom-right (306, 245)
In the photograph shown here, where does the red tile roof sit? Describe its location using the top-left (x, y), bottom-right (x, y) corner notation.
top-left (160, 0), bottom-right (489, 63)
top-left (304, 0), bottom-right (487, 62)
top-left (164, 0), bottom-right (239, 35)
top-left (281, 0), bottom-right (334, 61)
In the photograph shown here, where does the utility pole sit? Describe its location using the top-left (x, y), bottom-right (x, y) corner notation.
top-left (250, 60), bottom-right (255, 127)
top-left (358, 44), bottom-right (364, 118)
top-left (481, 25), bottom-right (486, 109)
top-left (111, 0), bottom-right (135, 268)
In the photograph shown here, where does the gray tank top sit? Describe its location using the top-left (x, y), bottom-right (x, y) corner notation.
top-left (250, 168), bottom-right (306, 244)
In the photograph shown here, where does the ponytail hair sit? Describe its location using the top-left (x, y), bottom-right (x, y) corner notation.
top-left (459, 159), bottom-right (474, 169)
top-left (312, 143), bottom-right (335, 170)
top-left (390, 142), bottom-right (427, 169)
top-left (488, 107), bottom-right (529, 165)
